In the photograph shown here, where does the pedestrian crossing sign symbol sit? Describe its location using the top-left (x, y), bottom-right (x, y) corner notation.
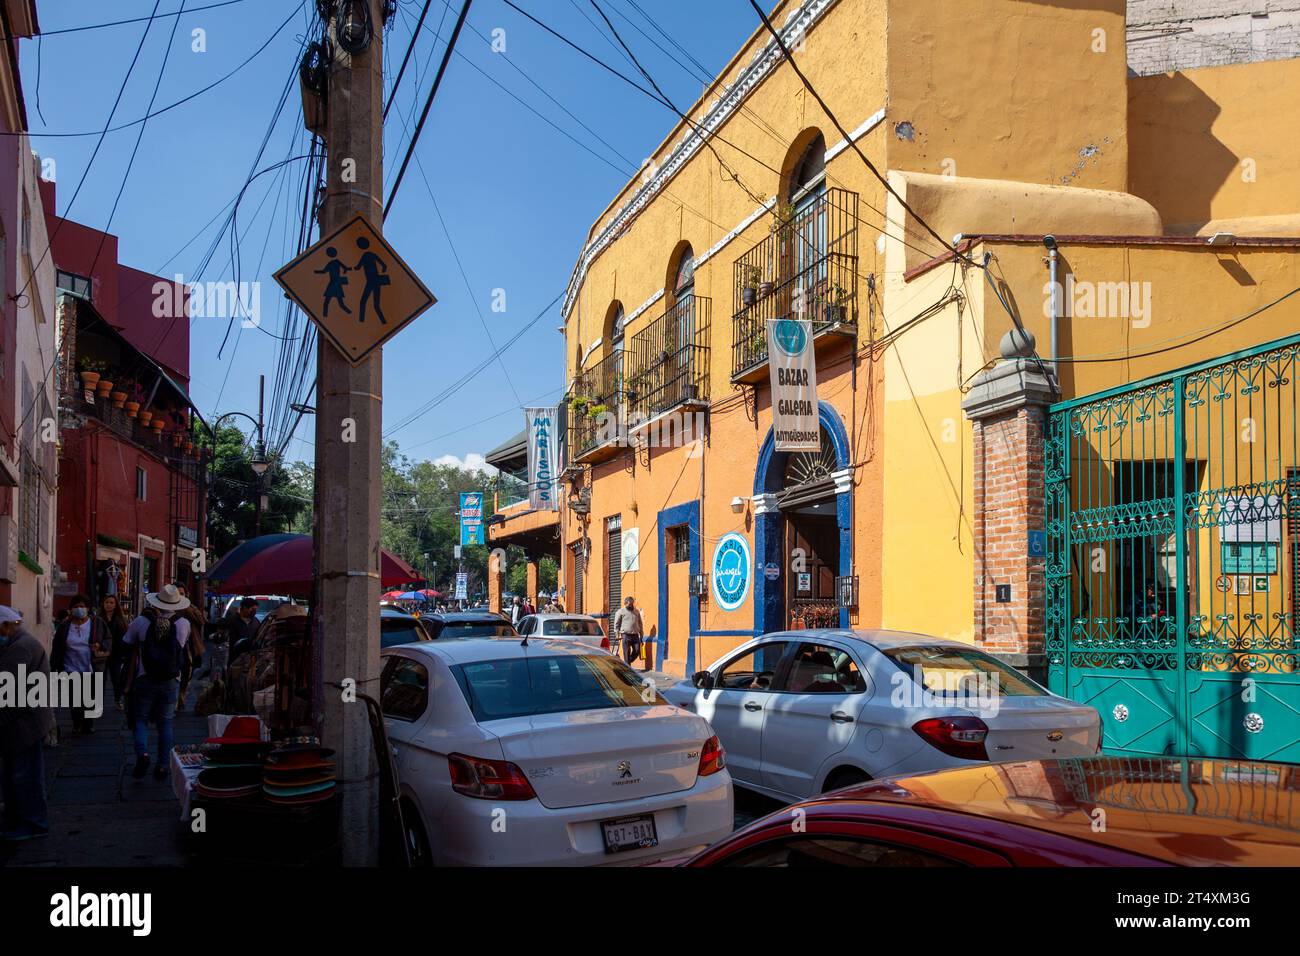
top-left (273, 214), bottom-right (435, 366)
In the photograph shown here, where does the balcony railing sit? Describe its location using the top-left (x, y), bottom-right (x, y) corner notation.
top-left (626, 293), bottom-right (711, 423)
top-left (493, 470), bottom-right (530, 512)
top-left (731, 188), bottom-right (859, 381)
top-left (64, 383), bottom-right (201, 471)
top-left (568, 348), bottom-right (626, 460)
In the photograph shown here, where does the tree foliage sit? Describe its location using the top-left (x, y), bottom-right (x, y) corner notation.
top-left (201, 423), bottom-right (312, 558)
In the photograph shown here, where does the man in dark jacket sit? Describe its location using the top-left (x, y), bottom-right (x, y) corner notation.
top-left (0, 605), bottom-right (54, 841)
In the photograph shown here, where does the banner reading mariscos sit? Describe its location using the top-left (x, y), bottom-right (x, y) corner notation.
top-left (525, 406), bottom-right (560, 511)
top-left (459, 492), bottom-right (484, 546)
top-left (767, 317), bottom-right (819, 451)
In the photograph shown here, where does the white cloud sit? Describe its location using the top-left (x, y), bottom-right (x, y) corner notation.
top-left (432, 452), bottom-right (496, 474)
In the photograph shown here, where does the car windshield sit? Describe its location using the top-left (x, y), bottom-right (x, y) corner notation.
top-left (882, 646), bottom-right (1046, 697)
top-left (380, 623), bottom-right (427, 648)
top-left (256, 599), bottom-right (287, 616)
top-left (452, 654), bottom-right (664, 720)
top-left (541, 619), bottom-right (602, 637)
top-left (442, 621), bottom-right (515, 638)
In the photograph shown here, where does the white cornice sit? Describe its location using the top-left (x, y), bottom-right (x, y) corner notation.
top-left (561, 0), bottom-right (843, 324)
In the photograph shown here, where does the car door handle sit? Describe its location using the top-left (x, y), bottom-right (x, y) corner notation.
top-left (830, 711), bottom-right (854, 723)
top-left (744, 701), bottom-right (763, 712)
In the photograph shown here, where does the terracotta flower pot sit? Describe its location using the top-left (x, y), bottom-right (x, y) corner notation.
top-left (184, 442), bottom-right (194, 455)
top-left (96, 379), bottom-right (113, 396)
top-left (80, 371), bottom-right (100, 387)
top-left (111, 391), bottom-right (127, 409)
top-left (138, 411), bottom-right (153, 427)
top-left (151, 420), bottom-right (165, 432)
top-left (124, 401), bottom-right (140, 418)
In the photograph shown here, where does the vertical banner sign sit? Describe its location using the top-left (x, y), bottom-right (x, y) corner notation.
top-left (455, 572), bottom-right (468, 601)
top-left (459, 492), bottom-right (484, 546)
top-left (767, 318), bottom-right (820, 451)
top-left (525, 406), bottom-right (561, 511)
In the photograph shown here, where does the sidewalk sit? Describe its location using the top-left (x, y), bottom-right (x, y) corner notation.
top-left (1, 701), bottom-right (207, 867)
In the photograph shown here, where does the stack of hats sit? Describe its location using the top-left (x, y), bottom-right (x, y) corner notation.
top-left (262, 735), bottom-right (337, 806)
top-left (195, 717), bottom-right (271, 801)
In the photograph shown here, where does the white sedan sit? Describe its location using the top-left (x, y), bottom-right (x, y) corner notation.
top-left (380, 637), bottom-right (733, 866)
top-left (663, 629), bottom-right (1101, 803)
top-left (515, 614), bottom-right (610, 653)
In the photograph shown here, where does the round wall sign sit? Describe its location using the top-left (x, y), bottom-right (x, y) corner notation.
top-left (712, 532), bottom-right (752, 611)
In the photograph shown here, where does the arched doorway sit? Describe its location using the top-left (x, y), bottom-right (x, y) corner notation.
top-left (752, 402), bottom-right (852, 634)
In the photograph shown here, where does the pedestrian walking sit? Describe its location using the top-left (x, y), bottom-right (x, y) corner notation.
top-left (0, 605), bottom-right (53, 841)
top-left (509, 596), bottom-right (523, 626)
top-left (50, 594), bottom-right (109, 735)
top-left (173, 584), bottom-right (206, 715)
top-left (121, 584), bottom-right (192, 781)
top-left (99, 594), bottom-right (131, 712)
top-left (612, 596), bottom-right (644, 666)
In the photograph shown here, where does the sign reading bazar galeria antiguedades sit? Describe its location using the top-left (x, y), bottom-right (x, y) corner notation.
top-left (767, 317), bottom-right (820, 451)
top-left (525, 406), bottom-right (561, 511)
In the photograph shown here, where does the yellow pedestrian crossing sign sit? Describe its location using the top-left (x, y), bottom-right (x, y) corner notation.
top-left (274, 214), bottom-right (435, 365)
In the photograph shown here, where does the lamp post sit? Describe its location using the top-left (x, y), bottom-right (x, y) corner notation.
top-left (210, 374), bottom-right (270, 539)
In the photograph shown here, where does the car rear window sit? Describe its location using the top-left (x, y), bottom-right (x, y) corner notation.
top-left (451, 654), bottom-right (664, 721)
top-left (541, 619), bottom-right (603, 637)
top-left (441, 621), bottom-right (515, 638)
top-left (380, 624), bottom-right (427, 648)
top-left (882, 646), bottom-right (1046, 697)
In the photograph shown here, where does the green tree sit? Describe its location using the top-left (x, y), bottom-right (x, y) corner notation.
top-left (200, 423), bottom-right (311, 558)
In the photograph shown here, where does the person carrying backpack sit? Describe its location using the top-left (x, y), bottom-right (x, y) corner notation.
top-left (121, 585), bottom-right (192, 780)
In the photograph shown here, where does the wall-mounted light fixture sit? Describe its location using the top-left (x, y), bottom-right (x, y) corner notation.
top-left (835, 574), bottom-right (859, 610)
top-left (730, 496), bottom-right (746, 514)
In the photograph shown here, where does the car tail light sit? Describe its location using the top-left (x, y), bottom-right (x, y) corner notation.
top-left (448, 753), bottom-right (537, 800)
top-left (912, 716), bottom-right (990, 761)
top-left (698, 735), bottom-right (726, 777)
top-left (600, 635), bottom-right (610, 651)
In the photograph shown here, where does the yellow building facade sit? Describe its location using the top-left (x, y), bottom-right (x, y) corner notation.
top-left (552, 0), bottom-right (1300, 760)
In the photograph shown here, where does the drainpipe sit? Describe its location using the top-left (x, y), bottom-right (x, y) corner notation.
top-left (1043, 235), bottom-right (1059, 376)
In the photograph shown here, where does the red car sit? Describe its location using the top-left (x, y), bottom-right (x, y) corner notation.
top-left (687, 756), bottom-right (1300, 866)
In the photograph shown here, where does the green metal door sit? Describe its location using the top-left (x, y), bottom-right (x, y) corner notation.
top-left (1047, 335), bottom-right (1300, 762)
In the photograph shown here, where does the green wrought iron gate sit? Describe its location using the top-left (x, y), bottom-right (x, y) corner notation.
top-left (1046, 335), bottom-right (1300, 762)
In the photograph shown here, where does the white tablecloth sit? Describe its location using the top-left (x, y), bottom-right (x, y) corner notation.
top-left (171, 749), bottom-right (204, 822)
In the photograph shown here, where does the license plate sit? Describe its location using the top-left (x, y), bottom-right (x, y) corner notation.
top-left (601, 814), bottom-right (658, 854)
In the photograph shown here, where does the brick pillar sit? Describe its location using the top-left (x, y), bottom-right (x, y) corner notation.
top-left (961, 335), bottom-right (1059, 683)
top-left (487, 551), bottom-right (504, 614)
top-left (526, 558), bottom-right (540, 608)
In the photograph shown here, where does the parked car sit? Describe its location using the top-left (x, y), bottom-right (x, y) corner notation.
top-left (380, 638), bottom-right (733, 866)
top-left (663, 629), bottom-right (1101, 803)
top-left (219, 594), bottom-right (293, 624)
top-left (686, 756), bottom-right (1300, 866)
top-left (516, 613), bottom-right (609, 652)
top-left (420, 611), bottom-right (517, 639)
top-left (380, 607), bottom-right (434, 648)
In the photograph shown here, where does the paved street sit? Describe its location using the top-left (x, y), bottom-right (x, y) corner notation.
top-left (0, 705), bottom-right (204, 868)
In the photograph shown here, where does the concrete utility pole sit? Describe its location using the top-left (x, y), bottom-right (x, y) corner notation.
top-left (314, 0), bottom-right (384, 866)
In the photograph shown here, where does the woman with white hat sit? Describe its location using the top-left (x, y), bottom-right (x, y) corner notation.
top-left (120, 584), bottom-right (192, 781)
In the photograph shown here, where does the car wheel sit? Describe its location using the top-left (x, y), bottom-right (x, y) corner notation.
top-left (822, 768), bottom-right (871, 793)
top-left (401, 801), bottom-right (433, 867)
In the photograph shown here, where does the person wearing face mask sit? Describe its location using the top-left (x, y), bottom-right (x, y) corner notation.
top-left (120, 585), bottom-right (192, 780)
top-left (0, 605), bottom-right (53, 841)
top-left (51, 595), bottom-right (109, 735)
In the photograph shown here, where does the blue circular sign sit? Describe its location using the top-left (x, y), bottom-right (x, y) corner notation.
top-left (712, 533), bottom-right (752, 611)
top-left (771, 318), bottom-right (807, 357)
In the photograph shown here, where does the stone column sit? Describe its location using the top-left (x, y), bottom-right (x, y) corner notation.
top-left (961, 330), bottom-right (1059, 684)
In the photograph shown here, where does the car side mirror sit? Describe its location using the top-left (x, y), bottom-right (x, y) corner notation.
top-left (692, 670), bottom-right (714, 690)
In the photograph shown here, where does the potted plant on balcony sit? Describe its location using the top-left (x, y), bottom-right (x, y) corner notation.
top-left (150, 417), bottom-right (165, 435)
top-left (95, 371), bottom-right (114, 398)
top-left (821, 284), bottom-right (849, 327)
top-left (138, 409), bottom-right (154, 427)
top-left (124, 382), bottom-right (143, 419)
top-left (78, 358), bottom-right (104, 389)
top-left (567, 392), bottom-right (592, 416)
top-left (740, 264), bottom-right (762, 307)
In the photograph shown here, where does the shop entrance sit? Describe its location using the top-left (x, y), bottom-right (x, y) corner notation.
top-left (784, 503), bottom-right (839, 629)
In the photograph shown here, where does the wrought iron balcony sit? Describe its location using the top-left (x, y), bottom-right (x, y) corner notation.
top-left (568, 348), bottom-right (627, 462)
top-left (731, 187), bottom-right (859, 383)
top-left (626, 293), bottom-right (711, 424)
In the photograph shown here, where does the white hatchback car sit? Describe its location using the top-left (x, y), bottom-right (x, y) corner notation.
top-left (663, 629), bottom-right (1101, 803)
top-left (515, 614), bottom-right (610, 653)
top-left (380, 638), bottom-right (733, 866)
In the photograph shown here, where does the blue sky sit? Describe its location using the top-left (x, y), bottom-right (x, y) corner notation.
top-left (23, 0), bottom-right (762, 470)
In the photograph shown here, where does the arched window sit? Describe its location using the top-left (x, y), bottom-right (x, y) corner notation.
top-left (673, 245), bottom-right (696, 300)
top-left (789, 134), bottom-right (826, 205)
top-left (786, 134), bottom-right (828, 291)
top-left (606, 302), bottom-right (626, 398)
